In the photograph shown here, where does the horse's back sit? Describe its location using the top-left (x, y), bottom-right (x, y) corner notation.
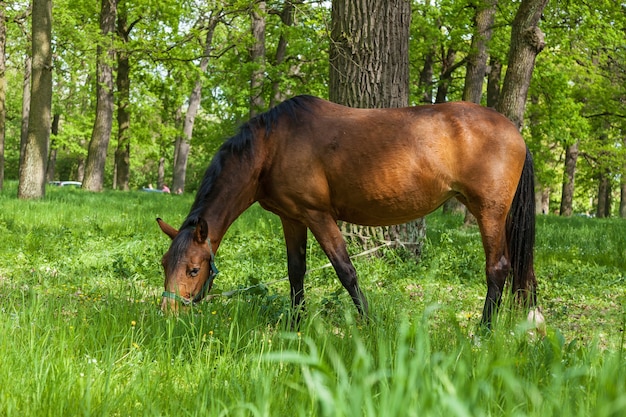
top-left (261, 98), bottom-right (527, 226)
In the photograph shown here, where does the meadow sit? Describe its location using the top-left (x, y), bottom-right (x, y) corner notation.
top-left (0, 182), bottom-right (624, 416)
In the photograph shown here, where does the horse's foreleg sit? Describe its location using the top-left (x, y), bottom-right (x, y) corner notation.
top-left (307, 214), bottom-right (369, 317)
top-left (281, 218), bottom-right (308, 320)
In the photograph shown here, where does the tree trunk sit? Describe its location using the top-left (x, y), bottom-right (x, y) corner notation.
top-left (621, 137), bottom-right (626, 218)
top-left (83, 0), bottom-right (117, 191)
top-left (46, 113), bottom-right (60, 181)
top-left (158, 157), bottom-right (165, 190)
top-left (486, 57), bottom-right (501, 108)
top-left (456, 0), bottom-right (497, 222)
top-left (435, 48), bottom-right (457, 104)
top-left (417, 51), bottom-right (435, 104)
top-left (330, 0), bottom-right (411, 108)
top-left (559, 140), bottom-right (579, 216)
top-left (496, 0), bottom-right (548, 130)
top-left (18, 0), bottom-right (52, 199)
top-left (249, 2), bottom-right (266, 117)
top-left (0, 4), bottom-right (6, 191)
top-left (535, 186), bottom-right (549, 215)
top-left (619, 174), bottom-right (626, 219)
top-left (462, 0), bottom-right (497, 104)
top-left (114, 1), bottom-right (132, 191)
top-left (596, 172), bottom-right (611, 218)
top-left (171, 15), bottom-right (219, 193)
top-left (19, 56), bottom-right (31, 170)
top-left (330, 0), bottom-right (425, 259)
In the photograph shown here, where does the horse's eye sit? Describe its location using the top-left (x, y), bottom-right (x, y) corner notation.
top-left (189, 267), bottom-right (200, 277)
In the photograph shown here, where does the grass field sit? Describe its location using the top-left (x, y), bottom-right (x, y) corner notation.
top-left (0, 182), bottom-right (625, 416)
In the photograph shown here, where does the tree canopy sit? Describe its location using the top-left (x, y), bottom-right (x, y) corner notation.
top-left (1, 0), bottom-right (624, 216)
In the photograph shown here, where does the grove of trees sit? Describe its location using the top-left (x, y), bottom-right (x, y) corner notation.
top-left (1, 0), bottom-right (624, 218)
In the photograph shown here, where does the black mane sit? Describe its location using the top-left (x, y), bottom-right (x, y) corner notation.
top-left (180, 95), bottom-right (318, 231)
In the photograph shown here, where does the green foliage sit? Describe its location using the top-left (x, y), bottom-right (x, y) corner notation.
top-left (3, 0), bottom-right (624, 214)
top-left (0, 185), bottom-right (624, 415)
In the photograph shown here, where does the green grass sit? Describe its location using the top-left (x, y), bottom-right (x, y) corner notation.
top-left (0, 181), bottom-right (625, 416)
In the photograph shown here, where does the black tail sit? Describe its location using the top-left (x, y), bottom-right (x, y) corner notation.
top-left (507, 147), bottom-right (537, 307)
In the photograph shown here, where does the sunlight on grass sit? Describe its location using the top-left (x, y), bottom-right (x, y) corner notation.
top-left (0, 183), bottom-right (625, 416)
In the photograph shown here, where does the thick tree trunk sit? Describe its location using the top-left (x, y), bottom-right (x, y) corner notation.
top-left (462, 0), bottom-right (497, 104)
top-left (559, 140), bottom-right (579, 216)
top-left (0, 4), bottom-right (5, 190)
top-left (249, 2), bottom-right (266, 117)
top-left (496, 0), bottom-right (548, 130)
top-left (330, 0), bottom-right (425, 258)
top-left (18, 0), bottom-right (52, 199)
top-left (330, 0), bottom-right (411, 108)
top-left (83, 0), bottom-right (117, 191)
top-left (172, 16), bottom-right (218, 193)
top-left (457, 0), bottom-right (497, 222)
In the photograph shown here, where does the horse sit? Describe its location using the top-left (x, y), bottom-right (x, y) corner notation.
top-left (157, 95), bottom-right (543, 328)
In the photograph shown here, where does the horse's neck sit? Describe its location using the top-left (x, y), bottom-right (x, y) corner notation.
top-left (202, 154), bottom-right (262, 252)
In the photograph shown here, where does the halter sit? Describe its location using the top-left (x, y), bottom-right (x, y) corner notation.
top-left (161, 239), bottom-right (219, 306)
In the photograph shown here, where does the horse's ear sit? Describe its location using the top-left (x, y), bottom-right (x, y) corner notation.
top-left (193, 218), bottom-right (209, 244)
top-left (157, 218), bottom-right (178, 240)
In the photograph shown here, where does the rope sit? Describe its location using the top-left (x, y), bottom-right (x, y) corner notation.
top-left (203, 241), bottom-right (395, 300)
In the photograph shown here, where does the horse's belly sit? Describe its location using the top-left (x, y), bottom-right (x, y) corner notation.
top-left (333, 183), bottom-right (454, 226)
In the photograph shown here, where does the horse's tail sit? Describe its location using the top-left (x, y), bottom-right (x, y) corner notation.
top-left (507, 146), bottom-right (537, 307)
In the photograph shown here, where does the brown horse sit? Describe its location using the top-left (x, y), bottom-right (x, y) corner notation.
top-left (157, 95), bottom-right (542, 327)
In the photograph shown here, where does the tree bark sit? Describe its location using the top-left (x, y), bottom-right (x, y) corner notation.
top-left (417, 51), bottom-right (435, 104)
top-left (496, 0), bottom-right (548, 130)
top-left (18, 0), bottom-right (52, 199)
top-left (172, 14), bottom-right (219, 194)
top-left (330, 0), bottom-right (425, 259)
top-left (596, 171), bottom-right (611, 218)
top-left (486, 57), bottom-right (501, 108)
top-left (621, 137), bottom-right (626, 218)
top-left (559, 140), bottom-right (579, 216)
top-left (83, 0), bottom-right (117, 191)
top-left (330, 0), bottom-right (411, 108)
top-left (434, 48), bottom-right (457, 104)
top-left (46, 113), bottom-right (60, 181)
top-left (249, 2), bottom-right (266, 117)
top-left (158, 157), bottom-right (165, 190)
top-left (19, 56), bottom-right (31, 170)
top-left (455, 1), bottom-right (497, 221)
top-left (114, 1), bottom-right (133, 191)
top-left (536, 187), bottom-right (549, 214)
top-left (0, 4), bottom-right (6, 190)
top-left (462, 0), bottom-right (497, 104)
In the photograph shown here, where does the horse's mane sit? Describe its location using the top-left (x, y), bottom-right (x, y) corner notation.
top-left (180, 95), bottom-right (318, 231)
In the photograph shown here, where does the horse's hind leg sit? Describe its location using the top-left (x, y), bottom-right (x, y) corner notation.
top-left (473, 209), bottom-right (511, 328)
top-left (281, 218), bottom-right (308, 321)
top-left (306, 213), bottom-right (369, 317)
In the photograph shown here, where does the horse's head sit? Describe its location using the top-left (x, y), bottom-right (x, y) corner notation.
top-left (157, 218), bottom-right (218, 312)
